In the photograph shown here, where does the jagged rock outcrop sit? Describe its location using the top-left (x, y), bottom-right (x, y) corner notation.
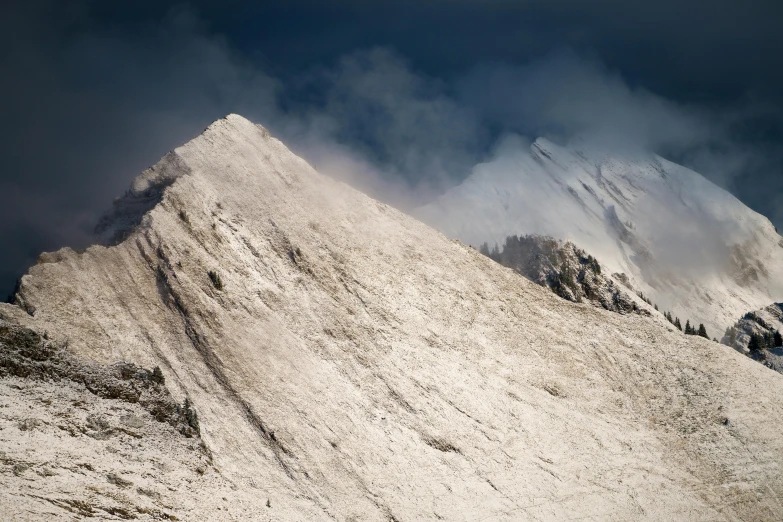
top-left (0, 322), bottom-right (200, 437)
top-left (480, 234), bottom-right (648, 315)
top-left (2, 115), bottom-right (783, 520)
top-left (0, 321), bottom-right (223, 520)
top-left (722, 303), bottom-right (783, 373)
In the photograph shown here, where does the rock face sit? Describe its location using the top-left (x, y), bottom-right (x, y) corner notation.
top-left (0, 322), bottom-right (200, 438)
top-left (2, 114), bottom-right (783, 520)
top-left (722, 303), bottom-right (783, 373)
top-left (480, 234), bottom-right (649, 316)
top-left (417, 137), bottom-right (783, 338)
top-left (0, 322), bottom-right (231, 521)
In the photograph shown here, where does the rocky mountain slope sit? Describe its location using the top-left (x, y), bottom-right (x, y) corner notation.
top-left (2, 115), bottom-right (783, 520)
top-left (417, 137), bottom-right (783, 339)
top-left (0, 322), bottom-right (224, 520)
top-left (479, 234), bottom-right (650, 316)
top-left (722, 303), bottom-right (783, 373)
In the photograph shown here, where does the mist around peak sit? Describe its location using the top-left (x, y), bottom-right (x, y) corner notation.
top-left (2, 3), bottom-right (782, 295)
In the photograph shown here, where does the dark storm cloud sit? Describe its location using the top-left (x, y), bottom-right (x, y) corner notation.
top-left (457, 52), bottom-right (783, 188)
top-left (1, 0), bottom-right (782, 294)
top-left (278, 48), bottom-right (488, 204)
top-left (62, 0), bottom-right (783, 102)
top-left (207, 0), bottom-right (783, 101)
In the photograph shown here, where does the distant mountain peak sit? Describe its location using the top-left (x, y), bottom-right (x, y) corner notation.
top-left (417, 137), bottom-right (783, 336)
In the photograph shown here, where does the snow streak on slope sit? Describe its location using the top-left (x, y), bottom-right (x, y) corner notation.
top-left (417, 136), bottom-right (783, 338)
top-left (2, 116), bottom-right (783, 520)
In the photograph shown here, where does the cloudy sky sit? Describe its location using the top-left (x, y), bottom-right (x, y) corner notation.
top-left (1, 0), bottom-right (782, 294)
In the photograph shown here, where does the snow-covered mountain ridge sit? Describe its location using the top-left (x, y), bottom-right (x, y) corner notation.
top-left (417, 137), bottom-right (783, 339)
top-left (2, 115), bottom-right (783, 520)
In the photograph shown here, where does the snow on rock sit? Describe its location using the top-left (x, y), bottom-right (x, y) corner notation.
top-left (2, 115), bottom-right (783, 520)
top-left (722, 303), bottom-right (783, 373)
top-left (0, 322), bottom-right (230, 520)
top-left (417, 136), bottom-right (783, 339)
top-left (479, 233), bottom-right (650, 316)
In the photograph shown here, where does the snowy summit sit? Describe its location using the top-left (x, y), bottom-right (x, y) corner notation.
top-left (417, 136), bottom-right (783, 339)
top-left (1, 115), bottom-right (783, 520)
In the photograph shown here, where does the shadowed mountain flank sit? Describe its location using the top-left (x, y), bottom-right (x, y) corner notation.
top-left (95, 152), bottom-right (192, 246)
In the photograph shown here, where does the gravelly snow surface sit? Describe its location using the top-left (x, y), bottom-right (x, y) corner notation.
top-left (2, 115), bottom-right (783, 520)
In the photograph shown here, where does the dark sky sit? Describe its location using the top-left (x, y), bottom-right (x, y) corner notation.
top-left (2, 0), bottom-right (782, 295)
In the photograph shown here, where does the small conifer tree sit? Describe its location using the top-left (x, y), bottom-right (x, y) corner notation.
top-left (724, 326), bottom-right (738, 346)
top-left (775, 330), bottom-right (783, 348)
top-left (697, 323), bottom-right (708, 339)
top-left (674, 317), bottom-right (682, 331)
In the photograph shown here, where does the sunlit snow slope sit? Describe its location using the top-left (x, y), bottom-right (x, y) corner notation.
top-left (3, 116), bottom-right (783, 520)
top-left (417, 137), bottom-right (783, 338)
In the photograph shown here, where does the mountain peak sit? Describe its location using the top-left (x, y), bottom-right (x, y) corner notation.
top-left (531, 136), bottom-right (556, 148)
top-left (418, 136), bottom-right (783, 336)
top-left (530, 136), bottom-right (564, 158)
top-left (202, 112), bottom-right (265, 139)
top-left (94, 114), bottom-right (280, 245)
top-left (5, 114), bottom-right (783, 520)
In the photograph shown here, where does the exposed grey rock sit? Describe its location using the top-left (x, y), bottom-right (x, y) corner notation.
top-left (0, 337), bottom-right (221, 520)
top-left (722, 303), bottom-right (783, 373)
top-left (0, 322), bottom-right (199, 438)
top-left (481, 234), bottom-right (649, 316)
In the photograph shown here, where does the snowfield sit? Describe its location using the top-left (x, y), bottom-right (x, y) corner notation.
top-left (417, 136), bottom-right (783, 339)
top-left (2, 115), bottom-right (783, 520)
